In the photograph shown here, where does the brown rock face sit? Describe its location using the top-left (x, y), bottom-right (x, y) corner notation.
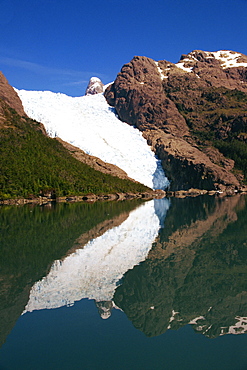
top-left (0, 73), bottom-right (47, 135)
top-left (104, 51), bottom-right (247, 191)
top-left (0, 71), bottom-right (26, 116)
top-left (142, 129), bottom-right (239, 191)
top-left (105, 56), bottom-right (188, 136)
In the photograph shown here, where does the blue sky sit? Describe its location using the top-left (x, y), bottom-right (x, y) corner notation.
top-left (1, 0), bottom-right (247, 96)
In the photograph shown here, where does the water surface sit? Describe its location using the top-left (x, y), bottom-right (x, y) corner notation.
top-left (0, 195), bottom-right (247, 369)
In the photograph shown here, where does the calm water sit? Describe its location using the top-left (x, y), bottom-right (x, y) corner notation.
top-left (0, 195), bottom-right (247, 370)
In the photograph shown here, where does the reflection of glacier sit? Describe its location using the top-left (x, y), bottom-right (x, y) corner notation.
top-left (24, 199), bottom-right (170, 313)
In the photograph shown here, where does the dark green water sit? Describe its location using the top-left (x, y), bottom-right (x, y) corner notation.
top-left (0, 195), bottom-right (247, 370)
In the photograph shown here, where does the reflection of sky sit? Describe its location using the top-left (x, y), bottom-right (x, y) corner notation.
top-left (24, 199), bottom-right (170, 313)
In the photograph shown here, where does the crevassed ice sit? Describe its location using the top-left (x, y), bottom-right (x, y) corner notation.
top-left (16, 89), bottom-right (169, 189)
top-left (23, 199), bottom-right (170, 312)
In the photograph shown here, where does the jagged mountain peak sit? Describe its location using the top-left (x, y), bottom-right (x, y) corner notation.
top-left (85, 77), bottom-right (104, 95)
top-left (104, 49), bottom-right (247, 191)
top-left (175, 49), bottom-right (247, 72)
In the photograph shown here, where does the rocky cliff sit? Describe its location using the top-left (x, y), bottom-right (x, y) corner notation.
top-left (105, 50), bottom-right (247, 191)
top-left (0, 71), bottom-right (26, 117)
top-left (0, 72), bottom-right (47, 136)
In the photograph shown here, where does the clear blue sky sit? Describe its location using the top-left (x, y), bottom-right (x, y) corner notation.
top-left (1, 0), bottom-right (247, 96)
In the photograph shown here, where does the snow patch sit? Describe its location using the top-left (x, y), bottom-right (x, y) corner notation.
top-left (175, 59), bottom-right (193, 72)
top-left (222, 316), bottom-right (247, 335)
top-left (89, 77), bottom-right (102, 84)
top-left (189, 315), bottom-right (206, 325)
top-left (155, 61), bottom-right (168, 80)
top-left (175, 50), bottom-right (247, 72)
top-left (206, 50), bottom-right (247, 69)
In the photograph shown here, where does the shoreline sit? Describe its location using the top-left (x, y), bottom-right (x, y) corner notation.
top-left (0, 190), bottom-right (165, 206)
top-left (1, 186), bottom-right (247, 206)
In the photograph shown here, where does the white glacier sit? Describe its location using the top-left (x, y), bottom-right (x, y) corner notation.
top-left (23, 199), bottom-right (170, 313)
top-left (15, 89), bottom-right (169, 190)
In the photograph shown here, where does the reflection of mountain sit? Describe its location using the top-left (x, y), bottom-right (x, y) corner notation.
top-left (114, 195), bottom-right (247, 338)
top-left (0, 199), bottom-right (144, 347)
top-left (95, 301), bottom-right (115, 320)
top-left (24, 199), bottom-right (170, 312)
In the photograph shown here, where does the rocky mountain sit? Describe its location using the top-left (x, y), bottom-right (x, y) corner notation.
top-left (105, 50), bottom-right (247, 191)
top-left (2, 49), bottom-right (247, 196)
top-left (85, 77), bottom-right (104, 95)
top-left (0, 71), bottom-right (26, 117)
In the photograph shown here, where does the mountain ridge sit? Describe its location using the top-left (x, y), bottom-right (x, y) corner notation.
top-left (105, 49), bottom-right (247, 191)
top-left (1, 49), bottom-right (247, 198)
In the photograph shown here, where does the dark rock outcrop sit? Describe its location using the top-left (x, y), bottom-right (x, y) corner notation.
top-left (0, 71), bottom-right (26, 116)
top-left (105, 51), bottom-right (247, 191)
top-left (105, 56), bottom-right (188, 136)
top-left (0, 71), bottom-right (47, 135)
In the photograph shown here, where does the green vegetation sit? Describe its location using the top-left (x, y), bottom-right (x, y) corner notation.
top-left (0, 102), bottom-right (150, 199)
top-left (0, 199), bottom-right (143, 346)
top-left (214, 139), bottom-right (247, 178)
top-left (0, 200), bottom-right (143, 281)
top-left (166, 86), bottom-right (247, 182)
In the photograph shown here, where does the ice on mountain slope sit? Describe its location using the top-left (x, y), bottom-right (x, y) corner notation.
top-left (23, 199), bottom-right (170, 312)
top-left (16, 89), bottom-right (169, 189)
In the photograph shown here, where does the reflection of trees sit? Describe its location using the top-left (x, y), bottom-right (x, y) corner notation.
top-left (0, 199), bottom-right (142, 347)
top-left (114, 195), bottom-right (247, 338)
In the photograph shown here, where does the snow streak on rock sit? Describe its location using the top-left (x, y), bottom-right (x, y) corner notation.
top-left (23, 199), bottom-right (170, 312)
top-left (16, 89), bottom-right (169, 189)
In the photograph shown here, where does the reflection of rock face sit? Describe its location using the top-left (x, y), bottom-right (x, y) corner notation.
top-left (95, 301), bottom-right (114, 320)
top-left (24, 199), bottom-right (169, 312)
top-left (114, 195), bottom-right (247, 338)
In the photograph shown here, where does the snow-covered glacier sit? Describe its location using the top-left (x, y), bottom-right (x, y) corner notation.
top-left (23, 199), bottom-right (170, 313)
top-left (16, 89), bottom-right (169, 189)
